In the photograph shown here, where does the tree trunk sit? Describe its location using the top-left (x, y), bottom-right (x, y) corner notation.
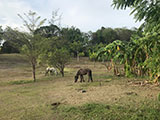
top-left (77, 51), bottom-right (79, 62)
top-left (31, 61), bottom-right (36, 82)
top-left (94, 61), bottom-right (96, 67)
top-left (60, 70), bottom-right (64, 77)
top-left (60, 67), bottom-right (64, 77)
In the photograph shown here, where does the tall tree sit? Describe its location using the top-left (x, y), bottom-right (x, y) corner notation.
top-left (18, 11), bottom-right (46, 81)
top-left (3, 11), bottom-right (46, 82)
top-left (0, 41), bottom-right (19, 53)
top-left (18, 11), bottom-right (46, 35)
top-left (0, 26), bottom-right (3, 46)
top-left (38, 36), bottom-right (71, 77)
top-left (90, 27), bottom-right (119, 45)
top-left (34, 24), bottom-right (61, 38)
top-left (115, 27), bottom-right (135, 42)
top-left (61, 27), bottom-right (88, 61)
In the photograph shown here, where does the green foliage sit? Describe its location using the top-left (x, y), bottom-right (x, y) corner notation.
top-left (48, 48), bottom-right (70, 66)
top-left (158, 93), bottom-right (160, 102)
top-left (78, 52), bottom-right (85, 57)
top-left (115, 27), bottom-right (136, 42)
top-left (98, 27), bottom-right (160, 78)
top-left (142, 32), bottom-right (160, 79)
top-left (0, 26), bottom-right (3, 42)
top-left (90, 27), bottom-right (134, 46)
top-left (18, 10), bottom-right (46, 34)
top-left (97, 40), bottom-right (125, 62)
top-left (112, 0), bottom-right (160, 32)
top-left (61, 27), bottom-right (88, 58)
top-left (97, 0), bottom-right (160, 79)
top-left (90, 27), bottom-right (118, 45)
top-left (34, 24), bottom-right (61, 38)
top-left (3, 11), bottom-right (46, 81)
top-left (89, 52), bottom-right (98, 62)
top-left (0, 41), bottom-right (19, 53)
top-left (48, 48), bottom-right (70, 77)
top-left (38, 37), bottom-right (71, 77)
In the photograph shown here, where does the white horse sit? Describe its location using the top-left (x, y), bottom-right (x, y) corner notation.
top-left (45, 67), bottom-right (58, 76)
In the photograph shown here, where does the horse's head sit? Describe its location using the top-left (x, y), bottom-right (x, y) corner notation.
top-left (74, 75), bottom-right (78, 82)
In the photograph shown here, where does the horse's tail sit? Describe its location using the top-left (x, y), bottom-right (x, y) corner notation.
top-left (89, 70), bottom-right (93, 82)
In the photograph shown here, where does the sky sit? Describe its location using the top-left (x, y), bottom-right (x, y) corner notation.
top-left (0, 0), bottom-right (142, 32)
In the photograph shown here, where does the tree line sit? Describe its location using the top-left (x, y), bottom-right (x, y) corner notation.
top-left (0, 25), bottom-right (135, 56)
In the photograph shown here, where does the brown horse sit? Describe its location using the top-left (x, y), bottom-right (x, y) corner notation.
top-left (74, 68), bottom-right (93, 82)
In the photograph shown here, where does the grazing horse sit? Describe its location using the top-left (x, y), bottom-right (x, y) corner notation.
top-left (75, 68), bottom-right (93, 82)
top-left (45, 67), bottom-right (58, 76)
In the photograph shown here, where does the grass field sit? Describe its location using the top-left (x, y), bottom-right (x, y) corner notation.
top-left (0, 54), bottom-right (160, 120)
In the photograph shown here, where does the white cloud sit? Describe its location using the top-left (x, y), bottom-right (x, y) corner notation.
top-left (48, 0), bottom-right (142, 32)
top-left (0, 0), bottom-right (33, 29)
top-left (0, 0), bottom-right (142, 32)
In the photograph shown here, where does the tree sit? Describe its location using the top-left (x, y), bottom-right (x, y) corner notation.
top-left (3, 11), bottom-right (46, 82)
top-left (0, 41), bottom-right (19, 53)
top-left (48, 9), bottom-right (62, 27)
top-left (0, 27), bottom-right (19, 54)
top-left (34, 24), bottom-right (61, 38)
top-left (0, 26), bottom-right (3, 40)
top-left (115, 27), bottom-right (135, 42)
top-left (90, 27), bottom-right (118, 45)
top-left (38, 36), bottom-right (70, 77)
top-left (18, 11), bottom-right (46, 34)
top-left (0, 26), bottom-right (3, 51)
top-left (18, 11), bottom-right (46, 82)
top-left (89, 51), bottom-right (98, 67)
top-left (47, 48), bottom-right (70, 77)
top-left (61, 27), bottom-right (88, 61)
top-left (99, 0), bottom-right (160, 82)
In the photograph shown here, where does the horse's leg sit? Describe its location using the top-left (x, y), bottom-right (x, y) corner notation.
top-left (90, 76), bottom-right (93, 82)
top-left (83, 75), bottom-right (85, 82)
top-left (90, 71), bottom-right (93, 82)
top-left (45, 70), bottom-right (49, 76)
top-left (51, 70), bottom-right (54, 75)
top-left (87, 72), bottom-right (90, 82)
top-left (88, 71), bottom-right (93, 82)
top-left (88, 74), bottom-right (90, 82)
top-left (80, 75), bottom-right (83, 82)
top-left (49, 70), bottom-right (52, 75)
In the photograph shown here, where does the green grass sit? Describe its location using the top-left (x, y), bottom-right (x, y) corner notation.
top-left (53, 102), bottom-right (160, 120)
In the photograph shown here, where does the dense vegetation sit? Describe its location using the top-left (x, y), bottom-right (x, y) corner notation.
top-left (97, 0), bottom-right (160, 83)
